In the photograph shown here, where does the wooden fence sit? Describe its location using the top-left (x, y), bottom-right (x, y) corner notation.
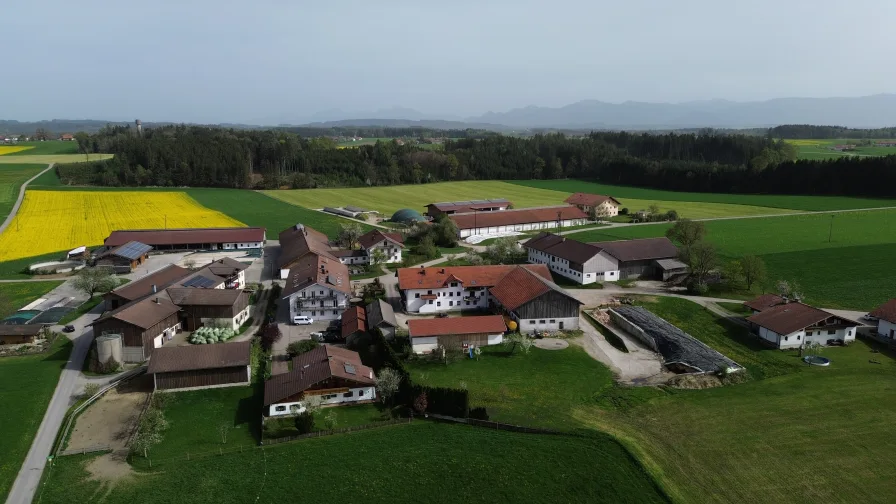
top-left (58, 444), bottom-right (111, 457)
top-left (424, 413), bottom-right (571, 436)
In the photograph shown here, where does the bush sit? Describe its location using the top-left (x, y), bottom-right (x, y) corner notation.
top-left (409, 385), bottom-right (469, 417)
top-left (287, 339), bottom-right (319, 358)
top-left (294, 412), bottom-right (315, 434)
top-left (82, 383), bottom-right (101, 398)
top-left (469, 406), bottom-right (489, 421)
top-left (686, 280), bottom-right (709, 295)
top-left (259, 323), bottom-right (282, 352)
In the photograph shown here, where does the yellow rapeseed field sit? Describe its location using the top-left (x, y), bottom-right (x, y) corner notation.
top-left (0, 146), bottom-right (33, 155)
top-left (0, 191), bottom-right (244, 261)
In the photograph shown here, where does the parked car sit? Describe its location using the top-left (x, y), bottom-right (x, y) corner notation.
top-left (437, 312), bottom-right (449, 318)
top-left (310, 331), bottom-right (325, 341)
top-left (293, 316), bottom-right (314, 325)
top-left (62, 325), bottom-right (76, 333)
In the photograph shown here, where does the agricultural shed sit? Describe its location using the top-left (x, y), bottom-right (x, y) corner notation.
top-left (611, 306), bottom-right (743, 374)
top-left (148, 341), bottom-right (251, 392)
top-left (0, 324), bottom-right (45, 345)
top-left (95, 240), bottom-right (152, 272)
top-left (104, 264), bottom-right (191, 309)
top-left (425, 199), bottom-right (511, 218)
top-left (407, 315), bottom-right (507, 354)
top-left (104, 227), bottom-right (266, 251)
top-left (449, 205), bottom-right (588, 239)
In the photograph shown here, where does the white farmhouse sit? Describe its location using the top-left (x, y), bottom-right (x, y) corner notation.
top-left (564, 193), bottom-right (621, 217)
top-left (281, 254), bottom-right (349, 322)
top-left (869, 299), bottom-right (896, 340)
top-left (745, 295), bottom-right (858, 349)
top-left (334, 230), bottom-right (405, 265)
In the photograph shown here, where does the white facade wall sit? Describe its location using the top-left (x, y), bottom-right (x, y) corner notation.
top-left (267, 386), bottom-right (377, 416)
top-left (366, 241), bottom-right (403, 264)
top-left (223, 241), bottom-right (263, 250)
top-left (404, 285), bottom-right (489, 314)
top-left (526, 248), bottom-right (619, 285)
top-left (878, 319), bottom-right (896, 339)
top-left (458, 218), bottom-right (588, 238)
top-left (758, 325), bottom-right (857, 349)
top-left (338, 256), bottom-right (370, 266)
top-left (804, 326), bottom-right (857, 345)
top-left (517, 316), bottom-right (579, 333)
top-left (288, 284), bottom-right (348, 321)
top-left (411, 333), bottom-right (505, 354)
top-left (152, 322), bottom-right (182, 349)
top-left (200, 305), bottom-right (251, 331)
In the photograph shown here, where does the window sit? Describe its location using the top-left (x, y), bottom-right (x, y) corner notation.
top-left (449, 301), bottom-right (454, 307)
top-left (828, 329), bottom-right (836, 335)
top-left (529, 320), bottom-right (535, 324)
top-left (785, 336), bottom-right (789, 341)
top-left (332, 310), bottom-right (337, 315)
top-left (275, 405), bottom-right (287, 412)
top-left (312, 311), bottom-right (317, 316)
top-left (437, 302), bottom-right (441, 307)
top-left (359, 390), bottom-right (365, 396)
top-left (428, 290), bottom-right (432, 295)
top-left (451, 282), bottom-right (458, 287)
top-left (807, 331), bottom-right (813, 336)
top-left (848, 330), bottom-right (852, 336)
top-left (320, 290), bottom-right (324, 295)
top-left (465, 301), bottom-right (470, 306)
top-left (549, 319), bottom-right (555, 323)
top-left (343, 391), bottom-right (354, 398)
top-left (428, 300), bottom-right (433, 305)
top-left (415, 293), bottom-right (420, 298)
top-left (539, 320), bottom-right (546, 324)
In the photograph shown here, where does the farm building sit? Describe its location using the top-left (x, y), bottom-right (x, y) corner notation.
top-left (263, 345), bottom-right (376, 417)
top-left (341, 306), bottom-right (367, 342)
top-left (92, 296), bottom-right (183, 363)
top-left (874, 141), bottom-right (896, 147)
top-left (60, 133), bottom-right (74, 141)
top-left (525, 233), bottom-right (682, 284)
top-left (332, 230), bottom-right (404, 266)
top-left (744, 297), bottom-right (858, 349)
top-left (147, 341), bottom-right (252, 392)
top-left (94, 241), bottom-right (152, 272)
top-left (104, 227), bottom-right (266, 252)
top-left (166, 288), bottom-right (250, 331)
top-left (104, 264), bottom-right (191, 310)
top-left (425, 199), bottom-right (511, 218)
top-left (281, 253), bottom-right (349, 322)
top-left (408, 315), bottom-right (507, 354)
top-left (563, 193), bottom-right (621, 217)
top-left (340, 299), bottom-right (398, 344)
top-left (450, 205), bottom-right (588, 239)
top-left (869, 299), bottom-right (896, 339)
top-left (830, 144), bottom-right (857, 151)
top-left (0, 324), bottom-right (46, 345)
top-left (278, 224), bottom-right (336, 274)
top-left (203, 257), bottom-right (249, 289)
top-left (399, 264), bottom-right (581, 333)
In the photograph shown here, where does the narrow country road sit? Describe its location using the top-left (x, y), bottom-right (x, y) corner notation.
top-left (0, 163), bottom-right (53, 235)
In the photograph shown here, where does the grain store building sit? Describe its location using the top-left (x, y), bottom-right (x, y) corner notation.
top-left (148, 341), bottom-right (252, 392)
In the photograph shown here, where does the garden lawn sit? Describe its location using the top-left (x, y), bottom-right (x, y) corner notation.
top-left (263, 180), bottom-right (797, 220)
top-left (405, 344), bottom-right (615, 429)
top-left (0, 337), bottom-right (72, 501)
top-left (578, 334), bottom-right (896, 503)
top-left (263, 403), bottom-right (389, 439)
top-left (40, 422), bottom-right (667, 504)
top-left (0, 163), bottom-right (46, 220)
top-left (570, 209), bottom-right (896, 310)
top-left (511, 179), bottom-right (896, 211)
top-left (0, 281), bottom-right (63, 319)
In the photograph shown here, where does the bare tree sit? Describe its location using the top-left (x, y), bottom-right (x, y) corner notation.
top-left (739, 255), bottom-right (767, 291)
top-left (375, 368), bottom-right (402, 404)
top-left (72, 267), bottom-right (117, 298)
top-left (218, 423), bottom-right (230, 444)
top-left (666, 219), bottom-right (706, 261)
top-left (183, 258), bottom-right (197, 270)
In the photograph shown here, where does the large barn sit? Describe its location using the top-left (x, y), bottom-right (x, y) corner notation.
top-left (148, 341), bottom-right (252, 392)
top-left (104, 227), bottom-right (266, 252)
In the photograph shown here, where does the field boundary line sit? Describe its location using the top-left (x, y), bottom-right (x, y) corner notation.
top-left (0, 163), bottom-right (54, 235)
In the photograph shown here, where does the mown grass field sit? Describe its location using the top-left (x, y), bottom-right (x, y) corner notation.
top-left (40, 422), bottom-right (667, 504)
top-left (512, 179), bottom-right (896, 211)
top-left (0, 281), bottom-right (63, 318)
top-left (0, 153), bottom-right (114, 164)
top-left (0, 337), bottom-right (72, 501)
top-left (0, 191), bottom-right (243, 262)
top-left (264, 181), bottom-right (802, 220)
top-left (3, 141), bottom-right (79, 155)
top-left (0, 163), bottom-right (46, 220)
top-left (785, 138), bottom-right (896, 160)
top-left (576, 297), bottom-right (896, 504)
top-left (570, 209), bottom-right (896, 309)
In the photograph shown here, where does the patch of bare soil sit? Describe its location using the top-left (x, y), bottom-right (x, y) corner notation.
top-left (668, 373), bottom-right (723, 389)
top-left (67, 378), bottom-right (150, 452)
top-left (84, 450), bottom-right (139, 498)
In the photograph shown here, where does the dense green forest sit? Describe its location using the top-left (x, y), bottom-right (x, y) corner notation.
top-left (54, 124), bottom-right (896, 198)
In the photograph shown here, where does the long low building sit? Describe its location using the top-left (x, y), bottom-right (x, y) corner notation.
top-left (744, 296), bottom-right (858, 349)
top-left (104, 227), bottom-right (266, 251)
top-left (148, 341), bottom-right (252, 392)
top-left (450, 206), bottom-right (588, 239)
top-left (525, 233), bottom-right (681, 284)
top-left (408, 315), bottom-right (507, 354)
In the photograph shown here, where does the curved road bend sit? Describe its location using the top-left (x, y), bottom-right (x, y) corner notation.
top-left (0, 163), bottom-right (54, 235)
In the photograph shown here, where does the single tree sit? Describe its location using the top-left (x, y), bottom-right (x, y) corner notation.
top-left (648, 203), bottom-right (661, 216)
top-left (413, 392), bottom-right (428, 414)
top-left (665, 209), bottom-right (679, 221)
top-left (375, 367), bottom-right (402, 405)
top-left (687, 242), bottom-right (717, 285)
top-left (414, 234), bottom-right (438, 259)
top-left (739, 255), bottom-right (767, 291)
top-left (588, 206), bottom-right (598, 221)
top-left (131, 429), bottom-right (162, 458)
top-left (259, 323), bottom-right (282, 352)
top-left (370, 248), bottom-right (387, 266)
top-left (322, 411), bottom-right (338, 430)
top-left (722, 260), bottom-right (744, 289)
top-left (293, 412), bottom-right (315, 434)
top-left (337, 223), bottom-right (363, 249)
top-left (72, 267), bottom-right (117, 299)
top-left (666, 219), bottom-right (706, 261)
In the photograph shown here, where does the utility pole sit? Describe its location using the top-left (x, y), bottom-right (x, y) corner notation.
top-left (828, 215), bottom-right (835, 243)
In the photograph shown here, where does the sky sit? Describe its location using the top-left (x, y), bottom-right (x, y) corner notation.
top-left (2, 0), bottom-right (895, 124)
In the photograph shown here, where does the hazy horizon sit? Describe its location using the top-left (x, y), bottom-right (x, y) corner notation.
top-left (2, 0), bottom-right (895, 123)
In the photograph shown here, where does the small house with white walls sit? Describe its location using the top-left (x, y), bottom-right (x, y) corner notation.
top-left (333, 230), bottom-right (405, 265)
top-left (745, 297), bottom-right (858, 349)
top-left (564, 193), bottom-right (621, 217)
top-left (263, 345), bottom-right (376, 417)
top-left (869, 299), bottom-right (896, 340)
top-left (408, 315), bottom-right (507, 354)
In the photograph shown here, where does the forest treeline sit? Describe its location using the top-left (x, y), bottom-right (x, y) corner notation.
top-left (54, 124), bottom-right (896, 198)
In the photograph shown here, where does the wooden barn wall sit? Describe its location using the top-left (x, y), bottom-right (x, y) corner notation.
top-left (515, 290), bottom-right (580, 319)
top-left (155, 366), bottom-right (249, 390)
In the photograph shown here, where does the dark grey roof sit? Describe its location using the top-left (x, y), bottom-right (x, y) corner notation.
top-left (110, 241), bottom-right (152, 260)
top-left (655, 258), bottom-right (688, 270)
top-left (524, 232), bottom-right (603, 265)
top-left (366, 299), bottom-right (397, 329)
top-left (613, 306), bottom-right (742, 373)
top-left (589, 237), bottom-right (679, 263)
top-left (0, 324), bottom-right (44, 337)
top-left (344, 205), bottom-right (368, 213)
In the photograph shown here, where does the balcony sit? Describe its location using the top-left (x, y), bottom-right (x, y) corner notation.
top-left (296, 296), bottom-right (347, 309)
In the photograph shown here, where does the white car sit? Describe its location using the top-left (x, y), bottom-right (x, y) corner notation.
top-left (293, 316), bottom-right (314, 325)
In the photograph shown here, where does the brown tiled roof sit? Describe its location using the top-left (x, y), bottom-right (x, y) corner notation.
top-left (104, 227), bottom-right (264, 247)
top-left (278, 224), bottom-right (335, 269)
top-left (331, 249), bottom-right (366, 258)
top-left (489, 265), bottom-right (581, 311)
top-left (450, 206), bottom-right (587, 230)
top-left (0, 325), bottom-right (44, 337)
top-left (870, 299), bottom-right (896, 324)
top-left (204, 257), bottom-right (248, 278)
top-left (148, 341), bottom-right (251, 374)
top-left (109, 264), bottom-right (191, 301)
top-left (408, 315), bottom-right (507, 338)
top-left (398, 264), bottom-right (551, 290)
top-left (341, 306), bottom-right (367, 338)
top-left (524, 232), bottom-right (603, 265)
top-left (564, 193), bottom-right (620, 207)
top-left (743, 294), bottom-right (786, 313)
top-left (427, 199), bottom-right (510, 213)
top-left (281, 253), bottom-right (350, 298)
top-left (746, 302), bottom-right (849, 335)
top-left (589, 237), bottom-right (678, 262)
top-left (97, 295), bottom-right (181, 329)
top-left (174, 268), bottom-right (226, 289)
top-left (263, 345), bottom-right (374, 406)
top-left (166, 288), bottom-right (246, 307)
top-left (358, 230), bottom-right (404, 250)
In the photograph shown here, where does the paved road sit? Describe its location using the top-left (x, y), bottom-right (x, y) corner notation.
top-left (0, 163), bottom-right (53, 235)
top-left (6, 308), bottom-right (100, 504)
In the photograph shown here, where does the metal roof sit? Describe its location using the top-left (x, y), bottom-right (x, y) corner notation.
top-left (111, 241), bottom-right (153, 260)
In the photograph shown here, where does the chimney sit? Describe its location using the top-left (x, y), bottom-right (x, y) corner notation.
top-left (154, 297), bottom-right (159, 304)
top-left (440, 268), bottom-right (445, 274)
top-left (152, 284), bottom-right (157, 293)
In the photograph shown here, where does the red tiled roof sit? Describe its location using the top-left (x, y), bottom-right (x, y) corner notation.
top-left (398, 264), bottom-right (551, 290)
top-left (358, 230), bottom-right (404, 250)
top-left (104, 227), bottom-right (264, 247)
top-left (746, 302), bottom-right (847, 335)
top-left (743, 294), bottom-right (786, 312)
top-left (408, 315), bottom-right (507, 338)
top-left (148, 341), bottom-right (251, 374)
top-left (449, 206), bottom-right (587, 230)
top-left (870, 299), bottom-right (896, 324)
top-left (564, 193), bottom-right (620, 207)
top-left (263, 345), bottom-right (374, 406)
top-left (488, 266), bottom-right (552, 311)
top-left (341, 306), bottom-right (367, 338)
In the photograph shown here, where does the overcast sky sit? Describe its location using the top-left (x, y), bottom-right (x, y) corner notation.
top-left (2, 0), bottom-right (894, 123)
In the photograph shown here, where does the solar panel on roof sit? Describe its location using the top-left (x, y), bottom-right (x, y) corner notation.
top-left (344, 363), bottom-right (356, 375)
top-left (115, 241), bottom-right (152, 260)
top-left (182, 276), bottom-right (217, 288)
